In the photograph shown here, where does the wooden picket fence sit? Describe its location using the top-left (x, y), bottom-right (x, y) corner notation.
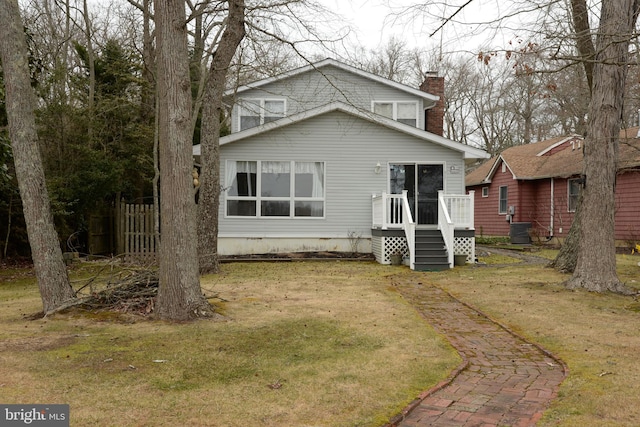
top-left (116, 202), bottom-right (158, 262)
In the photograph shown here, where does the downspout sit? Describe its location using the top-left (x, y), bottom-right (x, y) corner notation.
top-left (549, 178), bottom-right (555, 238)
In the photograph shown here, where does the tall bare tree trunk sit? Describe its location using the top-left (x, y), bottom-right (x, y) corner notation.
top-left (552, 0), bottom-right (595, 273)
top-left (197, 0), bottom-right (246, 274)
top-left (0, 0), bottom-right (75, 313)
top-left (564, 0), bottom-right (640, 293)
top-left (155, 0), bottom-right (213, 320)
top-left (81, 0), bottom-right (95, 143)
top-left (140, 0), bottom-right (155, 125)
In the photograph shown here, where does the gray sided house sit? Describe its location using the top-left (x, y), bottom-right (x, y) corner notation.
top-left (193, 58), bottom-right (489, 270)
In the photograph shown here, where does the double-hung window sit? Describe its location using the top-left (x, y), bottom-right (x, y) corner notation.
top-left (238, 99), bottom-right (285, 131)
top-left (568, 178), bottom-right (581, 212)
top-left (499, 186), bottom-right (508, 214)
top-left (226, 160), bottom-right (325, 218)
top-left (372, 101), bottom-right (418, 127)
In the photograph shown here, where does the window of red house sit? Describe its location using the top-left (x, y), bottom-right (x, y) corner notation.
top-left (568, 178), bottom-right (581, 212)
top-left (499, 186), bottom-right (508, 214)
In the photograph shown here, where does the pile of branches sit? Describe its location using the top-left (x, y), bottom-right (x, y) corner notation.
top-left (64, 265), bottom-right (159, 316)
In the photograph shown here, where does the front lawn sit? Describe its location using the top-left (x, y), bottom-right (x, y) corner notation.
top-left (0, 261), bottom-right (458, 427)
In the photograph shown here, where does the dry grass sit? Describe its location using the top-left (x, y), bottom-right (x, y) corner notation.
top-left (4, 249), bottom-right (640, 426)
top-left (0, 260), bottom-right (458, 427)
top-left (408, 249), bottom-right (640, 427)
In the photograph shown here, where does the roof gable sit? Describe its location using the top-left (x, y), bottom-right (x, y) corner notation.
top-left (466, 136), bottom-right (584, 185)
top-left (465, 156), bottom-right (498, 186)
top-left (193, 101), bottom-right (488, 160)
top-left (227, 58), bottom-right (440, 108)
top-left (535, 135), bottom-right (582, 156)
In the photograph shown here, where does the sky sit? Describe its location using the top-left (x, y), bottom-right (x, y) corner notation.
top-left (319, 0), bottom-right (521, 55)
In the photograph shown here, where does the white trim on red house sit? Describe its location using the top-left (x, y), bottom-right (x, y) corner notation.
top-left (535, 135), bottom-right (583, 156)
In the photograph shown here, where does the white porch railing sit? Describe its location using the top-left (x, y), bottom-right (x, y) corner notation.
top-left (445, 190), bottom-right (475, 229)
top-left (372, 191), bottom-right (475, 231)
top-left (371, 192), bottom-right (405, 229)
top-left (401, 191), bottom-right (416, 269)
top-left (372, 190), bottom-right (475, 270)
top-left (438, 190), bottom-right (454, 268)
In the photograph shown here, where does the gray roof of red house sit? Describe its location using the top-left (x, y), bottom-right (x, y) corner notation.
top-left (466, 127), bottom-right (640, 186)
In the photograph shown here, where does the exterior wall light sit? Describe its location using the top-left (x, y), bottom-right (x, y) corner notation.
top-left (375, 162), bottom-right (382, 174)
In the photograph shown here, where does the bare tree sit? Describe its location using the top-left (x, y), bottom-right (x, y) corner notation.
top-left (0, 0), bottom-right (75, 313)
top-left (397, 0), bottom-right (639, 293)
top-left (154, 0), bottom-right (213, 320)
top-left (349, 36), bottom-right (416, 83)
top-left (197, 0), bottom-right (246, 274)
top-left (562, 0), bottom-right (640, 293)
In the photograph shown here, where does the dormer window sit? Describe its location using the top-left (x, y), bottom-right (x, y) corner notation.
top-left (372, 101), bottom-right (418, 127)
top-left (239, 99), bottom-right (286, 131)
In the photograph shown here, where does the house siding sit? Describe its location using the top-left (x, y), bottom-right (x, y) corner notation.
top-left (615, 170), bottom-right (640, 241)
top-left (549, 178), bottom-right (576, 238)
top-left (529, 179), bottom-right (552, 239)
top-left (522, 179), bottom-right (576, 241)
top-left (218, 110), bottom-right (465, 252)
top-left (229, 65), bottom-right (426, 133)
top-left (472, 175), bottom-right (582, 240)
top-left (471, 159), bottom-right (516, 237)
top-left (467, 130), bottom-right (640, 245)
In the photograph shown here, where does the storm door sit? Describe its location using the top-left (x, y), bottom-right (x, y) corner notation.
top-left (389, 164), bottom-right (444, 225)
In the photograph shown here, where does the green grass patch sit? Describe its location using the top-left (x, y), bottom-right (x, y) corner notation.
top-left (0, 260), bottom-right (457, 427)
top-left (477, 253), bottom-right (522, 264)
top-left (475, 235), bottom-right (511, 245)
top-left (415, 251), bottom-right (640, 427)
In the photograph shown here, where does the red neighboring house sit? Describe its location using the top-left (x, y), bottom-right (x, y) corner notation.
top-left (465, 127), bottom-right (640, 244)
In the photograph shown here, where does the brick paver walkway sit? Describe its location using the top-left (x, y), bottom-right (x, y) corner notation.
top-left (388, 281), bottom-right (567, 427)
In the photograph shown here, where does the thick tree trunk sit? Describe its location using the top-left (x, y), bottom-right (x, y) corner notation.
top-left (550, 192), bottom-right (582, 272)
top-left (553, 0), bottom-right (595, 274)
top-left (0, 0), bottom-right (75, 313)
top-left (564, 0), bottom-right (640, 294)
top-left (197, 0), bottom-right (246, 274)
top-left (155, 0), bottom-right (213, 320)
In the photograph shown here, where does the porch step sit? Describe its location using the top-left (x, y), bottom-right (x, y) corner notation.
top-left (414, 229), bottom-right (450, 271)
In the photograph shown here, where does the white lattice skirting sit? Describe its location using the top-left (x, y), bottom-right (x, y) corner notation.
top-left (373, 234), bottom-right (475, 265)
top-left (454, 237), bottom-right (475, 263)
top-left (381, 236), bottom-right (409, 264)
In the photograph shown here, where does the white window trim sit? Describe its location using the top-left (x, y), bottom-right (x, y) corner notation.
top-left (225, 160), bottom-right (325, 219)
top-left (237, 98), bottom-right (287, 131)
top-left (568, 178), bottom-right (580, 212)
top-left (371, 100), bottom-right (419, 127)
top-left (482, 187), bottom-right (489, 197)
top-left (498, 185), bottom-right (508, 214)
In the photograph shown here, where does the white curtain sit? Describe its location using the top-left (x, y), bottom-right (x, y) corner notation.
top-left (226, 161), bottom-right (256, 196)
top-left (296, 162), bottom-right (324, 198)
top-left (262, 161), bottom-right (290, 174)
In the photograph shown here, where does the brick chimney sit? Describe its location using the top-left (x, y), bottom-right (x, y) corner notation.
top-left (419, 72), bottom-right (445, 136)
